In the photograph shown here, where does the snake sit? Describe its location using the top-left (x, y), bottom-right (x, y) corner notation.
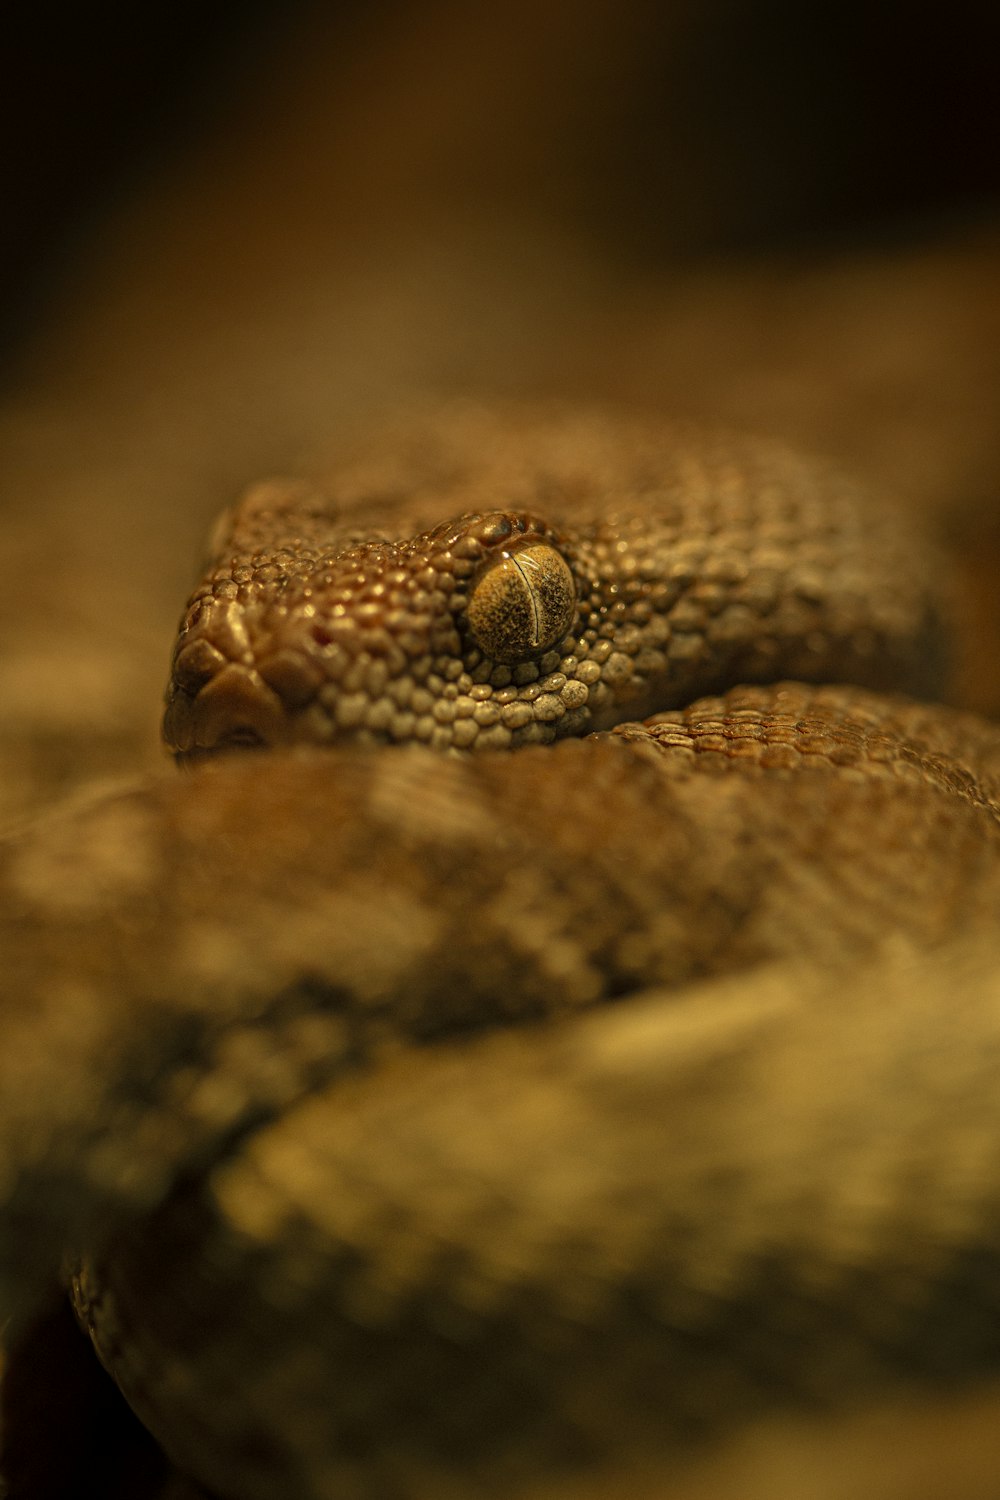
top-left (3, 403), bottom-right (1000, 1499)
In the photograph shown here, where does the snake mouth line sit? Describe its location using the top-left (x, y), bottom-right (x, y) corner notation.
top-left (164, 661), bottom-right (899, 768)
top-left (160, 615), bottom-right (953, 768)
top-left (163, 618), bottom-right (602, 760)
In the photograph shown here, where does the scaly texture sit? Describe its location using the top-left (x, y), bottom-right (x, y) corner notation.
top-left (3, 407), bottom-right (1000, 1500)
top-left (163, 409), bottom-right (943, 756)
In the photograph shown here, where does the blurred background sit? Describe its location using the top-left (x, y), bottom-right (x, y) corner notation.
top-left (4, 0), bottom-right (1000, 345)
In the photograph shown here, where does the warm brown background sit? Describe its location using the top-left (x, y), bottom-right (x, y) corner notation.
top-left (1, 5), bottom-right (999, 1496)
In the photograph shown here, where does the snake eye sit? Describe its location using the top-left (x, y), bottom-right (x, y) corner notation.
top-left (465, 539), bottom-right (576, 664)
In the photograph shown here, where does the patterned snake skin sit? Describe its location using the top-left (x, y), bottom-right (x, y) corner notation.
top-left (4, 406), bottom-right (1000, 1499)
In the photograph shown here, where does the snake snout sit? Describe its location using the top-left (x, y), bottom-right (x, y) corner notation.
top-left (162, 580), bottom-right (456, 758)
top-left (163, 596), bottom-right (300, 759)
top-left (163, 660), bottom-right (289, 760)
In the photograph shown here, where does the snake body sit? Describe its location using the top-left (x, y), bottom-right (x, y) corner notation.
top-left (3, 406), bottom-right (1000, 1498)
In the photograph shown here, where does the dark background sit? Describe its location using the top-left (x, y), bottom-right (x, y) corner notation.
top-left (4, 0), bottom-right (999, 357)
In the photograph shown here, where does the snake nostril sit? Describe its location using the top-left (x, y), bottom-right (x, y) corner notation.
top-left (164, 663), bottom-right (286, 758)
top-left (214, 728), bottom-right (267, 753)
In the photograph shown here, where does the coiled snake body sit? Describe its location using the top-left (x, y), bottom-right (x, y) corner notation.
top-left (4, 406), bottom-right (1000, 1498)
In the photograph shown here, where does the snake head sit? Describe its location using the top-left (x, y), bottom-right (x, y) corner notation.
top-left (162, 479), bottom-right (591, 759)
top-left (162, 410), bottom-right (948, 763)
